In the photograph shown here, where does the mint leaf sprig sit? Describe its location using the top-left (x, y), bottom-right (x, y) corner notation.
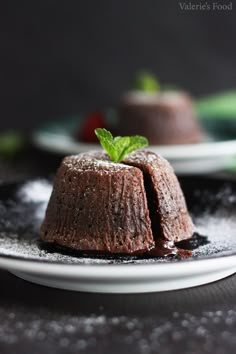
top-left (95, 128), bottom-right (148, 163)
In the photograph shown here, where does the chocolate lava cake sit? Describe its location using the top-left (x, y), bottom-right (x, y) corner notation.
top-left (41, 151), bottom-right (194, 255)
top-left (118, 91), bottom-right (204, 145)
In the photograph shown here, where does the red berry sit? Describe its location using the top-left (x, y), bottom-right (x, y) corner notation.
top-left (80, 111), bottom-right (107, 142)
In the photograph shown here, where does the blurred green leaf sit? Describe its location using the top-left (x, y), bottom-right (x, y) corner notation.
top-left (0, 132), bottom-right (25, 159)
top-left (196, 91), bottom-right (236, 119)
top-left (133, 71), bottom-right (160, 93)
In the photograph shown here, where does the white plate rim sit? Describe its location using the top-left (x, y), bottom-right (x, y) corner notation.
top-left (0, 253), bottom-right (236, 279)
top-left (32, 131), bottom-right (236, 160)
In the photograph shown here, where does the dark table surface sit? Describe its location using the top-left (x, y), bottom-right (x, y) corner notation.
top-left (0, 147), bottom-right (236, 354)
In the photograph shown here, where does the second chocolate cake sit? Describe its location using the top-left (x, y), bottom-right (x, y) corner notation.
top-left (118, 91), bottom-right (204, 145)
top-left (41, 150), bottom-right (194, 255)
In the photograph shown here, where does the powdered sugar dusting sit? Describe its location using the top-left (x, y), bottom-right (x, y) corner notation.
top-left (191, 185), bottom-right (236, 257)
top-left (126, 150), bottom-right (160, 164)
top-left (17, 180), bottom-right (52, 203)
top-left (123, 90), bottom-right (187, 106)
top-left (63, 152), bottom-right (133, 173)
top-left (193, 215), bottom-right (236, 257)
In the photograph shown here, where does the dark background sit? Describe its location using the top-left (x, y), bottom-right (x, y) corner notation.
top-left (1, 0), bottom-right (235, 132)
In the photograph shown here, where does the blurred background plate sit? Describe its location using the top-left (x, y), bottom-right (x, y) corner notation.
top-left (32, 114), bottom-right (236, 175)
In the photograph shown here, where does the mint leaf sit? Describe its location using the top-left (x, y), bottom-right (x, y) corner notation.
top-left (95, 128), bottom-right (118, 161)
top-left (113, 136), bottom-right (130, 162)
top-left (121, 136), bottom-right (148, 159)
top-left (133, 71), bottom-right (160, 93)
top-left (95, 128), bottom-right (148, 163)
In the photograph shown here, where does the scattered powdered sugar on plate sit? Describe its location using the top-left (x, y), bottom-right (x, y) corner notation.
top-left (193, 214), bottom-right (236, 258)
top-left (17, 180), bottom-right (52, 203)
top-left (0, 179), bottom-right (235, 265)
top-left (191, 184), bottom-right (236, 258)
top-left (0, 305), bottom-right (236, 353)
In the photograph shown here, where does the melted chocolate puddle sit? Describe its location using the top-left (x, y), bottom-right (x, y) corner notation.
top-left (176, 232), bottom-right (209, 250)
top-left (136, 233), bottom-right (209, 259)
top-left (39, 232), bottom-right (209, 260)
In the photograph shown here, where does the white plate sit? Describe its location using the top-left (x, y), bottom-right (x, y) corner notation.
top-left (0, 255), bottom-right (235, 293)
top-left (32, 132), bottom-right (236, 174)
top-left (0, 177), bottom-right (236, 293)
top-left (32, 116), bottom-right (236, 174)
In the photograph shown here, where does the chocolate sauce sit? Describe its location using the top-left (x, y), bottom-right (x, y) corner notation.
top-left (135, 233), bottom-right (209, 258)
top-left (40, 232), bottom-right (208, 260)
top-left (144, 240), bottom-right (178, 257)
top-left (176, 232), bottom-right (209, 250)
top-left (143, 239), bottom-right (192, 258)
